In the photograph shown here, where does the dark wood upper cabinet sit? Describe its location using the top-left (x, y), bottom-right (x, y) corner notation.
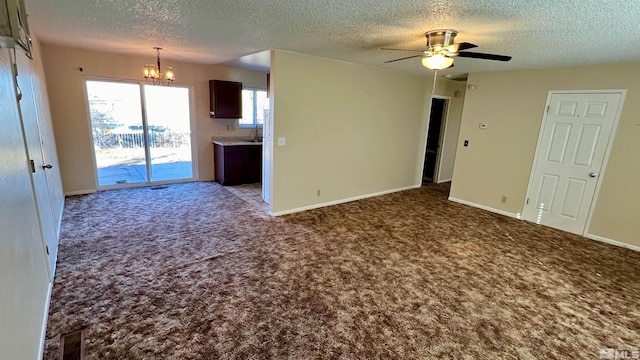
top-left (209, 80), bottom-right (242, 118)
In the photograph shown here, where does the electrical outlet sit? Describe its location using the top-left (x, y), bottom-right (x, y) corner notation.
top-left (464, 140), bottom-right (469, 147)
top-left (501, 195), bottom-right (507, 203)
top-left (278, 137), bottom-right (286, 146)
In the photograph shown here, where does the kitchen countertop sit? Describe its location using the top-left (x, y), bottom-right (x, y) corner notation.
top-left (212, 138), bottom-right (262, 146)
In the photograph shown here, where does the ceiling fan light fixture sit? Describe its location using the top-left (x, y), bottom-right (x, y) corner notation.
top-left (422, 55), bottom-right (453, 70)
top-left (382, 29), bottom-right (511, 68)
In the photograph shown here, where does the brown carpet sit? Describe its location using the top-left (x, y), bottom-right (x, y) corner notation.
top-left (43, 182), bottom-right (640, 359)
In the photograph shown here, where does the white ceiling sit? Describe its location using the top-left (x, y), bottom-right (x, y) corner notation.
top-left (26, 0), bottom-right (640, 78)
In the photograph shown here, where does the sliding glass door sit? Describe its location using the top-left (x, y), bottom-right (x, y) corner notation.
top-left (143, 85), bottom-right (192, 182)
top-left (86, 80), bottom-right (194, 188)
top-left (87, 81), bottom-right (148, 186)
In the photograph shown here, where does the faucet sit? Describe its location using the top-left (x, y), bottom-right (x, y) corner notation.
top-left (253, 123), bottom-right (263, 141)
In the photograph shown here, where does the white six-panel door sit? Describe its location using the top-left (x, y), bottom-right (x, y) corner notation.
top-left (523, 91), bottom-right (624, 234)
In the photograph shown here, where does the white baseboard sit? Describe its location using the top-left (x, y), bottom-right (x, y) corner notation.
top-left (585, 233), bottom-right (640, 252)
top-left (437, 178), bottom-right (452, 183)
top-left (446, 198), bottom-right (639, 252)
top-left (38, 282), bottom-right (53, 359)
top-left (64, 189), bottom-right (96, 196)
top-left (448, 197), bottom-right (520, 219)
top-left (271, 185), bottom-right (421, 216)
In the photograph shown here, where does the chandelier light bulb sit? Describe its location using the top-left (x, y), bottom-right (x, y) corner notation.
top-left (165, 67), bottom-right (175, 82)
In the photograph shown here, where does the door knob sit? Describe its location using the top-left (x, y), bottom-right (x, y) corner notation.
top-left (589, 172), bottom-right (597, 178)
top-left (42, 164), bottom-right (53, 169)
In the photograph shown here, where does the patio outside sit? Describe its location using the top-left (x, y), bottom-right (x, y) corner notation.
top-left (96, 145), bottom-right (193, 185)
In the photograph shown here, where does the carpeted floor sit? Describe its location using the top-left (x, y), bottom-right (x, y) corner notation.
top-left (43, 182), bottom-right (640, 359)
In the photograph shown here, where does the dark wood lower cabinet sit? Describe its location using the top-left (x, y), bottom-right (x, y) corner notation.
top-left (214, 143), bottom-right (262, 185)
top-left (246, 146), bottom-right (262, 181)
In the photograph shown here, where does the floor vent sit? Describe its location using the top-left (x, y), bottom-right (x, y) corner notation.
top-left (150, 185), bottom-right (168, 190)
top-left (60, 330), bottom-right (85, 360)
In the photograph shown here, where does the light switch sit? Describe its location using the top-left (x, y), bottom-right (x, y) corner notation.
top-left (278, 137), bottom-right (286, 146)
top-left (464, 140), bottom-right (469, 147)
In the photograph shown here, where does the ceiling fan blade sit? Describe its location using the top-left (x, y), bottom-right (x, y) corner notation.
top-left (381, 48), bottom-right (426, 53)
top-left (384, 55), bottom-right (423, 63)
top-left (457, 51), bottom-right (512, 61)
top-left (455, 42), bottom-right (478, 51)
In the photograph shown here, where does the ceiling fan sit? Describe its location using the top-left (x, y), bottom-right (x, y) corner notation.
top-left (382, 29), bottom-right (512, 70)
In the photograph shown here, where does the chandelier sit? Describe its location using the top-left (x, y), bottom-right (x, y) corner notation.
top-left (143, 47), bottom-right (175, 85)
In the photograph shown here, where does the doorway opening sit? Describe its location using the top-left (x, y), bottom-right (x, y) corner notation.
top-left (85, 80), bottom-right (196, 189)
top-left (423, 97), bottom-right (448, 184)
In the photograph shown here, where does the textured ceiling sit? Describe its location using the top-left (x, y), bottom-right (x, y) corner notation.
top-left (26, 0), bottom-right (640, 78)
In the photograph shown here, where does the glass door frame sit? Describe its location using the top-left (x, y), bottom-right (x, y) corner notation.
top-left (83, 77), bottom-right (198, 190)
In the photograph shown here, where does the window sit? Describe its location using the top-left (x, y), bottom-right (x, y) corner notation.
top-left (239, 88), bottom-right (268, 128)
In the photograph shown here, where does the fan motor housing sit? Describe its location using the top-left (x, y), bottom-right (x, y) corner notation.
top-left (425, 29), bottom-right (458, 48)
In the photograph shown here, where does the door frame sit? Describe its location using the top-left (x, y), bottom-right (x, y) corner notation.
top-left (82, 77), bottom-right (198, 190)
top-left (429, 95), bottom-right (450, 183)
top-left (522, 89), bottom-right (626, 235)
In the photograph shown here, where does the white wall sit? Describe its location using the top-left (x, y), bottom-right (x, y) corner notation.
top-left (451, 61), bottom-right (640, 247)
top-left (40, 44), bottom-right (267, 194)
top-left (0, 44), bottom-right (55, 359)
top-left (269, 51), bottom-right (431, 214)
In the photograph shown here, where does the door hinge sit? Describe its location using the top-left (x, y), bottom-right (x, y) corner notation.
top-left (526, 198), bottom-right (530, 205)
top-left (546, 105), bottom-right (550, 113)
top-left (45, 245), bottom-right (49, 255)
top-left (29, 159), bottom-right (36, 173)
